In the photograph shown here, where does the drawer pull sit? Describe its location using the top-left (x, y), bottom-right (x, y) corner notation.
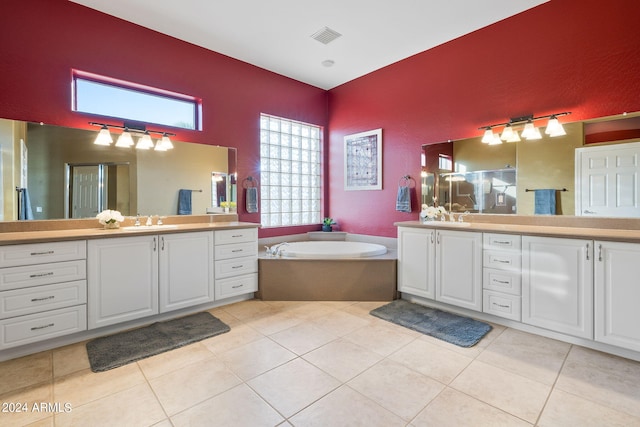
top-left (492, 279), bottom-right (511, 285)
top-left (29, 272), bottom-right (54, 278)
top-left (494, 259), bottom-right (511, 264)
top-left (30, 250), bottom-right (55, 256)
top-left (231, 249), bottom-right (243, 253)
top-left (231, 284), bottom-right (244, 289)
top-left (231, 265), bottom-right (243, 269)
top-left (492, 302), bottom-right (510, 309)
top-left (31, 323), bottom-right (54, 331)
top-left (31, 296), bottom-right (55, 302)
top-left (231, 234), bottom-right (243, 238)
top-left (493, 240), bottom-right (511, 245)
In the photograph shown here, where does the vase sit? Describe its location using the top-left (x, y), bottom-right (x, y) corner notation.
top-left (422, 216), bottom-right (435, 223)
top-left (322, 225), bottom-right (332, 232)
top-left (104, 221), bottom-right (120, 230)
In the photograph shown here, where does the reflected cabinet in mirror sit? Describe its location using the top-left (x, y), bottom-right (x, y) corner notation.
top-left (0, 119), bottom-right (237, 221)
top-left (421, 112), bottom-right (640, 218)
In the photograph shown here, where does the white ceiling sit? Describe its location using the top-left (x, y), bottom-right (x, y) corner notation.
top-left (71, 0), bottom-right (547, 90)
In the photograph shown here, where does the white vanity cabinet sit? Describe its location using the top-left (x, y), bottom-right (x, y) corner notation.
top-left (594, 240), bottom-right (640, 352)
top-left (522, 236), bottom-right (594, 339)
top-left (398, 227), bottom-right (482, 311)
top-left (0, 241), bottom-right (87, 349)
top-left (214, 228), bottom-right (258, 300)
top-left (88, 236), bottom-right (159, 329)
top-left (397, 227), bottom-right (435, 299)
top-left (159, 232), bottom-right (214, 313)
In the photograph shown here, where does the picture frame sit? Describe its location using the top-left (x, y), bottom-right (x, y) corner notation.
top-left (344, 128), bottom-right (382, 191)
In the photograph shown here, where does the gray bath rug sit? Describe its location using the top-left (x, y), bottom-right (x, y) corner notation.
top-left (370, 300), bottom-right (491, 347)
top-left (86, 312), bottom-right (230, 372)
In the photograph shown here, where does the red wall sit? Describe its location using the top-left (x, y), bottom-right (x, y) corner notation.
top-left (0, 0), bottom-right (328, 238)
top-left (327, 0), bottom-right (640, 237)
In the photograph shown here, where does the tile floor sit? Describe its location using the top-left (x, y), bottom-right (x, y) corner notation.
top-left (2, 299), bottom-right (640, 426)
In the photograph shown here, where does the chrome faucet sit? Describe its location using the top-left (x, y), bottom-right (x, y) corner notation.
top-left (458, 211), bottom-right (470, 222)
top-left (146, 215), bottom-right (153, 226)
top-left (134, 214), bottom-right (141, 227)
top-left (266, 242), bottom-right (289, 257)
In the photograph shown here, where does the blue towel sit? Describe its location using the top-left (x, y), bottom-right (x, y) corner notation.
top-left (19, 188), bottom-right (34, 220)
top-left (396, 186), bottom-right (411, 213)
top-left (246, 187), bottom-right (258, 213)
top-left (178, 189), bottom-right (192, 215)
top-left (534, 189), bottom-right (556, 215)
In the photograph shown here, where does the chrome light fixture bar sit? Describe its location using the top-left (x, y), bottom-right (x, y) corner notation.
top-left (89, 121), bottom-right (175, 150)
top-left (479, 112), bottom-right (571, 143)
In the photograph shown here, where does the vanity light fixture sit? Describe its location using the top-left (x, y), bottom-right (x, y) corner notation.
top-left (89, 121), bottom-right (175, 150)
top-left (479, 112), bottom-right (571, 142)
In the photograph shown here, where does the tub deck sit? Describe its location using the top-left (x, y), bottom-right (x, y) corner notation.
top-left (257, 256), bottom-right (397, 301)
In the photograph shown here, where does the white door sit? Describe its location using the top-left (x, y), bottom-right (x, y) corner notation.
top-left (397, 227), bottom-right (435, 299)
top-left (522, 236), bottom-right (593, 339)
top-left (87, 236), bottom-right (159, 329)
top-left (71, 165), bottom-right (103, 218)
top-left (159, 231), bottom-right (214, 312)
top-left (435, 230), bottom-right (483, 311)
top-left (594, 240), bottom-right (640, 351)
top-left (576, 141), bottom-right (640, 217)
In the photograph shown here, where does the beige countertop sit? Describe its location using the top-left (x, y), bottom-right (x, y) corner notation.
top-left (0, 218), bottom-right (259, 245)
top-left (395, 219), bottom-right (640, 243)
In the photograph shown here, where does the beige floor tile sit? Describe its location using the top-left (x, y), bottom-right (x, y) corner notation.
top-left (450, 360), bottom-right (550, 423)
top-left (0, 352), bottom-right (52, 395)
top-left (348, 359), bottom-right (444, 421)
top-left (221, 299), bottom-right (282, 321)
top-left (206, 307), bottom-right (244, 327)
top-left (388, 339), bottom-right (473, 384)
top-left (52, 342), bottom-right (90, 379)
top-left (303, 338), bottom-right (383, 382)
top-left (269, 322), bottom-right (337, 355)
top-left (317, 301), bottom-right (358, 309)
top-left (555, 346), bottom-right (640, 418)
top-left (53, 363), bottom-right (146, 408)
top-left (23, 417), bottom-right (54, 427)
top-left (149, 356), bottom-right (241, 415)
top-left (339, 301), bottom-right (388, 318)
top-left (201, 323), bottom-right (264, 354)
top-left (217, 337), bottom-right (297, 380)
top-left (284, 302), bottom-right (339, 320)
top-left (171, 383), bottom-right (284, 427)
top-left (342, 322), bottom-right (415, 357)
top-left (477, 328), bottom-right (570, 385)
top-left (137, 342), bottom-right (215, 379)
top-left (55, 383), bottom-right (165, 427)
top-left (290, 385), bottom-right (405, 427)
top-left (309, 310), bottom-right (370, 336)
top-left (245, 312), bottom-right (305, 335)
top-left (538, 388), bottom-right (640, 427)
top-left (413, 387), bottom-right (532, 427)
top-left (248, 358), bottom-right (340, 417)
top-left (0, 382), bottom-right (52, 427)
top-left (150, 420), bottom-right (173, 427)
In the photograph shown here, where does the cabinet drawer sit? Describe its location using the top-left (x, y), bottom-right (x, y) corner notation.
top-left (0, 260), bottom-right (86, 291)
top-left (483, 268), bottom-right (521, 295)
top-left (483, 250), bottom-right (521, 271)
top-left (483, 291), bottom-right (521, 321)
top-left (0, 280), bottom-right (87, 319)
top-left (215, 256), bottom-right (258, 279)
top-left (0, 241), bottom-right (86, 268)
top-left (0, 305), bottom-right (87, 349)
top-left (215, 228), bottom-right (258, 245)
top-left (215, 242), bottom-right (257, 260)
top-left (483, 234), bottom-right (521, 251)
top-left (215, 273), bottom-right (258, 300)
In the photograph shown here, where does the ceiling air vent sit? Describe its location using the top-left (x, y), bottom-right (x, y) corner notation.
top-left (310, 26), bottom-right (342, 45)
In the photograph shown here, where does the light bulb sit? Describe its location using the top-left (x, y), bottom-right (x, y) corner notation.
top-left (136, 132), bottom-right (154, 149)
top-left (521, 121), bottom-right (535, 139)
top-left (115, 129), bottom-right (134, 147)
top-left (481, 128), bottom-right (494, 143)
top-left (500, 124), bottom-right (514, 141)
top-left (94, 125), bottom-right (113, 145)
top-left (506, 130), bottom-right (521, 142)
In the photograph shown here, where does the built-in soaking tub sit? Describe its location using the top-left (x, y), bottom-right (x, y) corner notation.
top-left (257, 240), bottom-right (397, 301)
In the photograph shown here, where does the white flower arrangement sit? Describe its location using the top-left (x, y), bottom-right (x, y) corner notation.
top-left (96, 209), bottom-right (124, 225)
top-left (420, 204), bottom-right (447, 220)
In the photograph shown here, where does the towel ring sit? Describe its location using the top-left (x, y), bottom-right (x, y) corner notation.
top-left (398, 175), bottom-right (415, 188)
top-left (243, 176), bottom-right (258, 189)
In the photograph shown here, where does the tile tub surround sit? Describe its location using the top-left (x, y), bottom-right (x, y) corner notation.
top-left (1, 300), bottom-right (639, 426)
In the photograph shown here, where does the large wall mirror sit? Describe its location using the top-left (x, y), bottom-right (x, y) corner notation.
top-left (0, 119), bottom-right (237, 221)
top-left (421, 112), bottom-right (640, 217)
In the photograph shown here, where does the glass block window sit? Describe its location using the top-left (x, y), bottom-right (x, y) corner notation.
top-left (260, 114), bottom-right (322, 227)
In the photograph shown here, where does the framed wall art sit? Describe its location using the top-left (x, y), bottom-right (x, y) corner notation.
top-left (344, 128), bottom-right (382, 190)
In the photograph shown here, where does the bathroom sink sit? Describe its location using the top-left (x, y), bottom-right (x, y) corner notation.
top-left (122, 224), bottom-right (179, 231)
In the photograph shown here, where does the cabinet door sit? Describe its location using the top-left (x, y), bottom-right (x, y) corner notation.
top-left (522, 236), bottom-right (593, 339)
top-left (436, 230), bottom-right (482, 311)
top-left (159, 231), bottom-right (214, 312)
top-left (87, 236), bottom-right (158, 329)
top-left (595, 240), bottom-right (640, 351)
top-left (397, 227), bottom-right (435, 299)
